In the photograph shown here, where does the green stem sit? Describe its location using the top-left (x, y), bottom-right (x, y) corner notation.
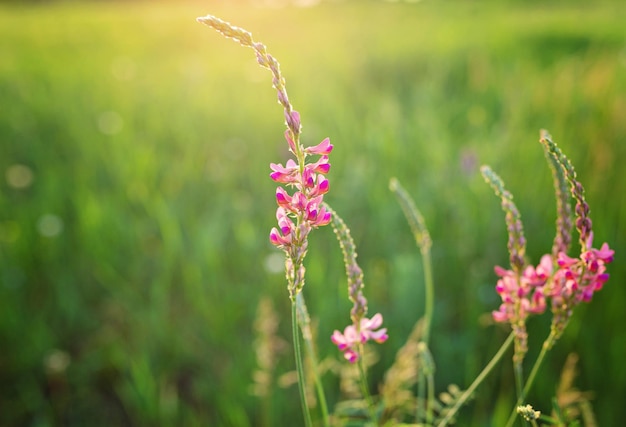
top-left (505, 331), bottom-right (557, 427)
top-left (417, 372), bottom-right (426, 423)
top-left (422, 250), bottom-right (435, 346)
top-left (296, 293), bottom-right (330, 427)
top-left (436, 331), bottom-right (515, 427)
top-left (514, 361), bottom-right (524, 404)
top-left (423, 250), bottom-right (435, 424)
top-left (538, 413), bottom-right (560, 424)
top-left (292, 300), bottom-right (313, 427)
top-left (426, 371), bottom-right (435, 424)
top-left (357, 345), bottom-right (379, 426)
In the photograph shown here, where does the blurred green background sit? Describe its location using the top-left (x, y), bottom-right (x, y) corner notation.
top-left (1, 0), bottom-right (625, 425)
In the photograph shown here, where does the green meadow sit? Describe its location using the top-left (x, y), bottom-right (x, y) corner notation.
top-left (1, 1), bottom-right (625, 425)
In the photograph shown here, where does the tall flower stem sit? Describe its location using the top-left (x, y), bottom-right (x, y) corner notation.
top-left (296, 292), bottom-right (330, 427)
top-left (436, 331), bottom-right (515, 427)
top-left (505, 331), bottom-right (557, 427)
top-left (292, 301), bottom-right (313, 427)
top-left (389, 178), bottom-right (435, 423)
top-left (422, 249), bottom-right (435, 349)
top-left (357, 346), bottom-right (379, 426)
top-left (514, 362), bottom-right (524, 406)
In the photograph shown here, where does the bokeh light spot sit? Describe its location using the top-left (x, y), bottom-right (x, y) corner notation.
top-left (37, 214), bottom-right (64, 238)
top-left (97, 111), bottom-right (123, 135)
top-left (6, 164), bottom-right (34, 189)
top-left (264, 252), bottom-right (285, 274)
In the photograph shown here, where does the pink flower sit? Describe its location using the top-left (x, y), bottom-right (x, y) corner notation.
top-left (270, 159), bottom-right (298, 183)
top-left (269, 227), bottom-right (291, 246)
top-left (304, 137), bottom-right (333, 155)
top-left (491, 257), bottom-right (550, 325)
top-left (360, 313), bottom-right (388, 343)
top-left (267, 108), bottom-right (333, 300)
top-left (331, 313), bottom-right (388, 363)
top-left (308, 155), bottom-right (331, 175)
top-left (275, 187), bottom-right (292, 207)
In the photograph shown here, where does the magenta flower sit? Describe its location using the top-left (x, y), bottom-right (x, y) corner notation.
top-left (547, 234), bottom-right (614, 338)
top-left (491, 255), bottom-right (552, 363)
top-left (331, 313), bottom-right (388, 363)
top-left (268, 119), bottom-right (334, 299)
top-left (304, 137), bottom-right (333, 155)
top-left (492, 255), bottom-right (550, 325)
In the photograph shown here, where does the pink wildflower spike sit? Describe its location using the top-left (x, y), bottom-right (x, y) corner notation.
top-left (304, 137), bottom-right (333, 155)
top-left (199, 15), bottom-right (334, 301)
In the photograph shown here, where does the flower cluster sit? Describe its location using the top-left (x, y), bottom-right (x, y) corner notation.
top-left (492, 238), bottom-right (614, 352)
top-left (491, 255), bottom-right (551, 363)
top-left (269, 128), bottom-right (333, 299)
top-left (492, 237), bottom-right (614, 356)
top-left (492, 254), bottom-right (551, 324)
top-left (196, 14), bottom-right (334, 299)
top-left (326, 205), bottom-right (388, 363)
top-left (331, 314), bottom-right (389, 363)
top-left (269, 130), bottom-right (333, 247)
top-left (486, 132), bottom-right (615, 363)
top-left (547, 234), bottom-right (614, 340)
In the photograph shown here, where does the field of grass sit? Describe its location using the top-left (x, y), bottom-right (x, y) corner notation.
top-left (1, 0), bottom-right (625, 425)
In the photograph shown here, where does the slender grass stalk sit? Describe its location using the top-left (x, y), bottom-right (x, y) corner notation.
top-left (419, 343), bottom-right (436, 424)
top-left (389, 178), bottom-right (435, 423)
top-left (427, 371), bottom-right (435, 424)
top-left (421, 249), bottom-right (435, 348)
top-left (296, 292), bottom-right (330, 427)
top-left (436, 331), bottom-right (515, 427)
top-left (356, 345), bottom-right (379, 426)
top-left (389, 178), bottom-right (434, 342)
top-left (538, 413), bottom-right (560, 425)
top-left (292, 301), bottom-right (313, 427)
top-left (417, 372), bottom-right (427, 423)
top-left (514, 362), bottom-right (524, 406)
top-left (505, 331), bottom-right (558, 427)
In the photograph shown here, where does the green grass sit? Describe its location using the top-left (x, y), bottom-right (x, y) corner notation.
top-left (1, 1), bottom-right (625, 425)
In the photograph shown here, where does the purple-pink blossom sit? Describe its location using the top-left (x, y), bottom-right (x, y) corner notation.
top-left (546, 235), bottom-right (614, 338)
top-left (268, 117), bottom-right (334, 299)
top-left (492, 234), bottom-right (614, 346)
top-left (492, 255), bottom-right (550, 325)
top-left (269, 127), bottom-right (333, 254)
top-left (331, 313), bottom-right (388, 363)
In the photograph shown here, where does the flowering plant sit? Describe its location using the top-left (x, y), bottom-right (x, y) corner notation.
top-left (198, 15), bottom-right (613, 427)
